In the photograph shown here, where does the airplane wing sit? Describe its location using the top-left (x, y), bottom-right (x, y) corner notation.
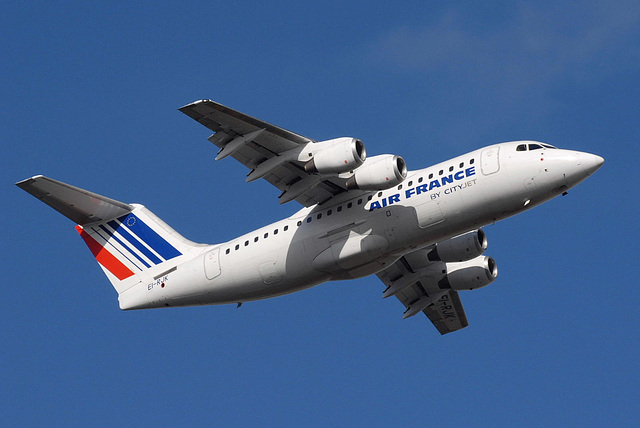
top-left (420, 291), bottom-right (468, 334)
top-left (376, 249), bottom-right (469, 335)
top-left (179, 100), bottom-right (365, 207)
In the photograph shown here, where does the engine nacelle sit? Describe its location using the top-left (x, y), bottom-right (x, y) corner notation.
top-left (440, 256), bottom-right (498, 291)
top-left (304, 137), bottom-right (366, 174)
top-left (345, 154), bottom-right (407, 191)
top-left (428, 229), bottom-right (488, 262)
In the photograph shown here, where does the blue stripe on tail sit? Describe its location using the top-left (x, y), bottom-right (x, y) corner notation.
top-left (106, 219), bottom-right (163, 265)
top-left (98, 225), bottom-right (151, 269)
top-left (115, 213), bottom-right (182, 261)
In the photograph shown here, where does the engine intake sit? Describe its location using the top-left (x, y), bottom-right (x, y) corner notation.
top-left (345, 155), bottom-right (407, 190)
top-left (304, 137), bottom-right (366, 174)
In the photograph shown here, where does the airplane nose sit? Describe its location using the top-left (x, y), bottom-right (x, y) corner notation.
top-left (584, 153), bottom-right (604, 175)
top-left (564, 151), bottom-right (604, 188)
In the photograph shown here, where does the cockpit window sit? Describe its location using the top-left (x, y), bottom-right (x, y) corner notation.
top-left (541, 144), bottom-right (557, 149)
top-left (516, 144), bottom-right (527, 151)
top-left (528, 143), bottom-right (544, 150)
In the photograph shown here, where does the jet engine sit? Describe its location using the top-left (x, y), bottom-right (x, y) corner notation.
top-left (428, 230), bottom-right (488, 262)
top-left (304, 137), bottom-right (366, 174)
top-left (440, 256), bottom-right (498, 291)
top-left (345, 154), bottom-right (407, 191)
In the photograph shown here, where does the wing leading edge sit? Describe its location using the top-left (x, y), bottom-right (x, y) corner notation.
top-left (179, 100), bottom-right (364, 207)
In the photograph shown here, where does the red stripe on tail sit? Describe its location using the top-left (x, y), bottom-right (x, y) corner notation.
top-left (75, 225), bottom-right (135, 280)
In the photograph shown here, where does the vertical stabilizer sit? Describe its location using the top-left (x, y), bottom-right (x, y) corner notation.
top-left (17, 176), bottom-right (204, 295)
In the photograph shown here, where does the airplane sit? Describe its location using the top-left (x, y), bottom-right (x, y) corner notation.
top-left (16, 100), bottom-right (604, 334)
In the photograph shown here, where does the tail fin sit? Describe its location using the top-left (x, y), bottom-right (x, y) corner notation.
top-left (17, 175), bottom-right (202, 294)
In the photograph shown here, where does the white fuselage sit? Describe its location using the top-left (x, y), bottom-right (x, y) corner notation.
top-left (119, 141), bottom-right (602, 310)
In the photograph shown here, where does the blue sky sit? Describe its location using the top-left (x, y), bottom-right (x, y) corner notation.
top-left (2, 1), bottom-right (639, 426)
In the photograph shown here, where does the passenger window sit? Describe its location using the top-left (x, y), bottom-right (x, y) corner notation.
top-left (284, 225), bottom-right (289, 231)
top-left (274, 229), bottom-right (279, 235)
top-left (235, 244), bottom-right (239, 250)
top-left (327, 210), bottom-right (332, 216)
top-left (254, 237), bottom-right (258, 243)
top-left (378, 192), bottom-right (382, 197)
top-left (398, 184), bottom-right (402, 190)
top-left (439, 170), bottom-right (443, 175)
top-left (347, 202), bottom-right (353, 208)
top-left (408, 181), bottom-right (413, 186)
top-left (244, 241), bottom-right (249, 246)
top-left (317, 213), bottom-right (322, 220)
top-left (449, 166), bottom-right (454, 172)
top-left (418, 177), bottom-right (423, 183)
top-left (337, 206), bottom-right (343, 212)
top-left (264, 233), bottom-right (268, 239)
top-left (296, 221), bottom-right (301, 226)
top-left (470, 159), bottom-right (475, 164)
top-left (357, 199), bottom-right (362, 205)
top-left (367, 195), bottom-right (372, 201)
top-left (516, 144), bottom-right (527, 151)
top-left (428, 173), bottom-right (433, 179)
top-left (306, 217), bottom-right (312, 223)
top-left (225, 248), bottom-right (230, 254)
top-left (459, 162), bottom-right (464, 168)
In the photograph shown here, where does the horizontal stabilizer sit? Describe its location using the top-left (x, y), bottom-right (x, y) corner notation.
top-left (16, 175), bottom-right (132, 225)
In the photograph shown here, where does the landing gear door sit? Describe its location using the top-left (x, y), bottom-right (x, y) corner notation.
top-left (481, 146), bottom-right (500, 175)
